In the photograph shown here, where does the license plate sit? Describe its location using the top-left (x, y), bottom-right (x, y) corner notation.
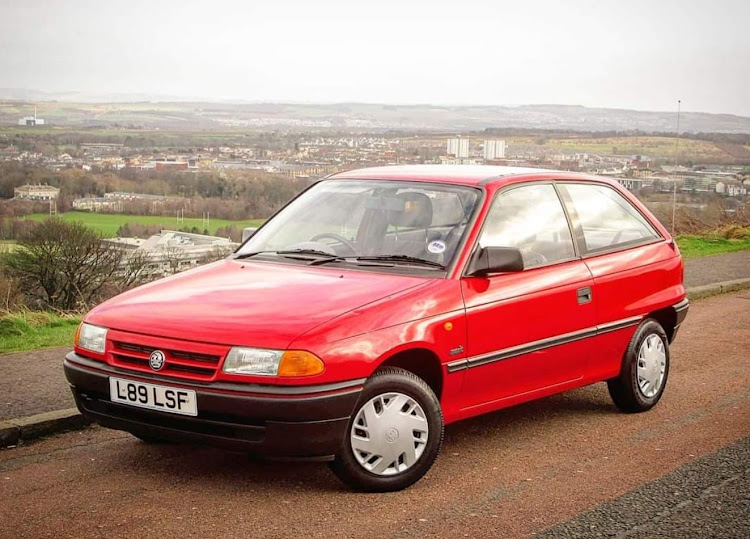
top-left (109, 377), bottom-right (197, 416)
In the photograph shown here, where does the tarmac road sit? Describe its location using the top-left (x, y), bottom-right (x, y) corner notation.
top-left (1, 291), bottom-right (749, 538)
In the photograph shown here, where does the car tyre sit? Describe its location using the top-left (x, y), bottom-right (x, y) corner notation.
top-left (607, 318), bottom-right (670, 413)
top-left (329, 367), bottom-right (444, 492)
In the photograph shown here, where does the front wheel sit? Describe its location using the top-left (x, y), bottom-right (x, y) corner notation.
top-left (329, 367), bottom-right (444, 492)
top-left (607, 318), bottom-right (670, 413)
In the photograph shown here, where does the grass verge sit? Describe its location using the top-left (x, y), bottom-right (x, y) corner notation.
top-left (0, 311), bottom-right (80, 354)
top-left (676, 229), bottom-right (750, 259)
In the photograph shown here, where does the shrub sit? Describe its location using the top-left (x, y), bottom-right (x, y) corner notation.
top-left (715, 225), bottom-right (749, 240)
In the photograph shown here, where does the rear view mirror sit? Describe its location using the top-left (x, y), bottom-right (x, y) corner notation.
top-left (466, 246), bottom-right (524, 276)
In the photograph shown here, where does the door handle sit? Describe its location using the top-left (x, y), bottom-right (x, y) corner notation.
top-left (577, 286), bottom-right (592, 305)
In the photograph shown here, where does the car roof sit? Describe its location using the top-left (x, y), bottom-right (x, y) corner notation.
top-left (329, 164), bottom-right (584, 187)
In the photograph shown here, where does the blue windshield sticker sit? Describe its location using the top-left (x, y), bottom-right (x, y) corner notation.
top-left (427, 240), bottom-right (447, 254)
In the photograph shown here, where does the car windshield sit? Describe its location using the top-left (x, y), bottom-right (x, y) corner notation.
top-left (235, 179), bottom-right (481, 270)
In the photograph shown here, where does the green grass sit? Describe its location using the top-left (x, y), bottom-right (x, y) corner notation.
top-left (0, 311), bottom-right (81, 354)
top-left (23, 212), bottom-right (264, 238)
top-left (676, 232), bottom-right (750, 259)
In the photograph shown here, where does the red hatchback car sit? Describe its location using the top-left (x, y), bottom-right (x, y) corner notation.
top-left (65, 165), bottom-right (688, 491)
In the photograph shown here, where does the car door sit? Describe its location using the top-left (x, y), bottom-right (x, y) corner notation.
top-left (556, 182), bottom-right (677, 382)
top-left (457, 182), bottom-right (597, 411)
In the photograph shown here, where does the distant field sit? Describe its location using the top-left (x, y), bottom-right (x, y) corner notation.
top-left (23, 212), bottom-right (264, 237)
top-left (509, 136), bottom-right (733, 162)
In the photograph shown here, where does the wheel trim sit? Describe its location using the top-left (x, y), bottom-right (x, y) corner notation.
top-left (636, 334), bottom-right (666, 398)
top-left (350, 392), bottom-right (429, 476)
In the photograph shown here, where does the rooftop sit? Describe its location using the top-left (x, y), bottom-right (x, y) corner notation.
top-left (331, 164), bottom-right (561, 186)
top-left (15, 184), bottom-right (60, 191)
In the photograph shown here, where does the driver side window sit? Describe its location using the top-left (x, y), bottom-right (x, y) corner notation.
top-left (479, 184), bottom-right (575, 269)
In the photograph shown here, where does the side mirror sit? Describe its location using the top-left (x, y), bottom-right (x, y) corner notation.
top-left (466, 246), bottom-right (524, 276)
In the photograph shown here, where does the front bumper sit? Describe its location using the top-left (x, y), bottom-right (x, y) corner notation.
top-left (64, 353), bottom-right (363, 460)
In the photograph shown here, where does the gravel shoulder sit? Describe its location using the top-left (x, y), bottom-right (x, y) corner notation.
top-left (0, 292), bottom-right (749, 538)
top-left (0, 346), bottom-right (73, 421)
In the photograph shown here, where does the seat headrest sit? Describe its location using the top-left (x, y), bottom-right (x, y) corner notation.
top-left (390, 192), bottom-right (433, 228)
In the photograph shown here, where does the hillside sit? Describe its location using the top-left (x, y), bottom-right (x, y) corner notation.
top-left (2, 96), bottom-right (750, 134)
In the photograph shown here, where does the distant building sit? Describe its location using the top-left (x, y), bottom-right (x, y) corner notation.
top-left (107, 230), bottom-right (238, 278)
top-left (439, 156), bottom-right (481, 166)
top-left (616, 178), bottom-right (649, 191)
top-left (80, 143), bottom-right (125, 154)
top-left (73, 191), bottom-right (168, 211)
top-left (72, 197), bottom-right (122, 212)
top-left (155, 161), bottom-right (189, 171)
top-left (14, 184), bottom-right (59, 200)
top-left (17, 108), bottom-right (45, 126)
top-left (483, 140), bottom-right (507, 160)
top-left (715, 181), bottom-right (747, 197)
top-left (104, 192), bottom-right (167, 202)
top-left (446, 138), bottom-right (469, 158)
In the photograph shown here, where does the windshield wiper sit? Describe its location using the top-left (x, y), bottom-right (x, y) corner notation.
top-left (234, 249), bottom-right (339, 261)
top-left (236, 250), bottom-right (445, 270)
top-left (353, 255), bottom-right (446, 269)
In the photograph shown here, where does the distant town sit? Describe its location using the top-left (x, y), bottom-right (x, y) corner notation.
top-left (1, 103), bottom-right (749, 279)
top-left (4, 131), bottom-right (749, 200)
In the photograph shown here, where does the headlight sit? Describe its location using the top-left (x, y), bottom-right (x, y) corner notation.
top-left (223, 347), bottom-right (283, 375)
top-left (75, 323), bottom-right (108, 354)
top-left (223, 347), bottom-right (324, 377)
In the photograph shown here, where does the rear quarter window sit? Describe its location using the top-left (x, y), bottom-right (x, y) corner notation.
top-left (561, 183), bottom-right (659, 253)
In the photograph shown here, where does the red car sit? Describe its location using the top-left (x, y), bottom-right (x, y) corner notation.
top-left (65, 165), bottom-right (688, 492)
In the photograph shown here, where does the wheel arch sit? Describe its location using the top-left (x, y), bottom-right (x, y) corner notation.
top-left (648, 306), bottom-right (677, 343)
top-left (376, 347), bottom-right (444, 401)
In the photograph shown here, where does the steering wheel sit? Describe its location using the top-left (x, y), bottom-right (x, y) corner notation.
top-left (520, 249), bottom-right (548, 269)
top-left (310, 233), bottom-right (358, 256)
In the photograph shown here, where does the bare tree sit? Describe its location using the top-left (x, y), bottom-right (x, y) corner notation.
top-left (199, 245), bottom-right (233, 265)
top-left (162, 246), bottom-right (183, 275)
top-left (3, 219), bottom-right (124, 311)
top-left (120, 249), bottom-right (153, 288)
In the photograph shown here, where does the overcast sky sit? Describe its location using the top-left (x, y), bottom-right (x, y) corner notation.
top-left (1, 0), bottom-right (748, 116)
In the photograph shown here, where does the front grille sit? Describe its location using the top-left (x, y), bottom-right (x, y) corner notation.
top-left (110, 339), bottom-right (223, 380)
top-left (116, 342), bottom-right (218, 364)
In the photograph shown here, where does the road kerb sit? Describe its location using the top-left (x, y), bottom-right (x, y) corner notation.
top-left (2, 278), bottom-right (750, 449)
top-left (686, 278), bottom-right (750, 300)
top-left (0, 409), bottom-right (91, 448)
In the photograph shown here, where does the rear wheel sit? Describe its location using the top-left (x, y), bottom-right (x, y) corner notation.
top-left (608, 318), bottom-right (670, 413)
top-left (329, 367), bottom-right (443, 492)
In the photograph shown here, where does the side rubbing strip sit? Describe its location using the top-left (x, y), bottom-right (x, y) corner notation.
top-left (447, 315), bottom-right (644, 374)
top-left (446, 359), bottom-right (468, 373)
top-left (596, 316), bottom-right (643, 335)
